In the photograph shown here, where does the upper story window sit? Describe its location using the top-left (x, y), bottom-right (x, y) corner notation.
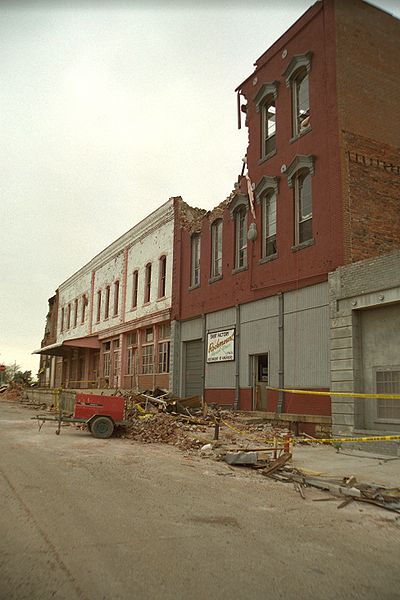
top-left (286, 155), bottom-right (315, 248)
top-left (210, 219), bottom-right (223, 279)
top-left (191, 233), bottom-right (201, 287)
top-left (74, 298), bottom-right (78, 327)
top-left (295, 171), bottom-right (312, 244)
top-left (96, 290), bottom-right (102, 322)
top-left (262, 192), bottom-right (277, 258)
top-left (105, 285), bottom-right (110, 319)
top-left (132, 270), bottom-right (138, 309)
top-left (113, 280), bottom-right (120, 316)
top-left (144, 263), bottom-right (152, 303)
top-left (158, 256), bottom-right (166, 298)
top-left (254, 81), bottom-right (279, 160)
top-left (66, 303), bottom-right (71, 329)
top-left (60, 307), bottom-right (65, 332)
top-left (283, 52), bottom-right (312, 139)
top-left (81, 294), bottom-right (88, 324)
top-left (234, 206), bottom-right (247, 270)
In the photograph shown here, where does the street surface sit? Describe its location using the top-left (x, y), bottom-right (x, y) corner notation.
top-left (1, 400), bottom-right (400, 600)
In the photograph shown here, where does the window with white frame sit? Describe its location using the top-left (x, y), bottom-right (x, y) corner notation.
top-left (126, 332), bottom-right (137, 376)
top-left (142, 344), bottom-right (154, 374)
top-left (262, 98), bottom-right (276, 157)
top-left (210, 219), bottom-right (223, 278)
top-left (67, 304), bottom-right (71, 329)
top-left (376, 369), bottom-right (400, 421)
top-left (61, 307), bottom-right (65, 332)
top-left (254, 81), bottom-right (279, 160)
top-left (103, 341), bottom-right (111, 378)
top-left (158, 341), bottom-right (170, 373)
top-left (191, 233), bottom-right (201, 287)
top-left (234, 206), bottom-right (247, 269)
top-left (262, 192), bottom-right (277, 258)
top-left (295, 171), bottom-right (312, 245)
top-left (283, 52), bottom-right (312, 138)
top-left (286, 155), bottom-right (314, 247)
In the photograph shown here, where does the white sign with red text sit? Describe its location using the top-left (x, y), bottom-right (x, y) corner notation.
top-left (207, 329), bottom-right (235, 363)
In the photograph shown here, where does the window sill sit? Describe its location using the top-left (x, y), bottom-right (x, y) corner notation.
top-left (130, 306), bottom-right (137, 312)
top-left (208, 274), bottom-right (223, 284)
top-left (232, 265), bottom-right (248, 275)
top-left (291, 238), bottom-right (315, 253)
top-left (290, 126), bottom-right (312, 144)
top-left (142, 302), bottom-right (151, 307)
top-left (188, 283), bottom-right (200, 291)
top-left (157, 295), bottom-right (166, 301)
top-left (257, 149), bottom-right (277, 165)
top-left (259, 253), bottom-right (278, 264)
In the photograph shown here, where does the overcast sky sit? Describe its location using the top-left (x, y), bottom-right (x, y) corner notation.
top-left (1, 0), bottom-right (399, 375)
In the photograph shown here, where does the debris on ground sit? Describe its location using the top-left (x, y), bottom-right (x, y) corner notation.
top-left (0, 382), bottom-right (24, 402)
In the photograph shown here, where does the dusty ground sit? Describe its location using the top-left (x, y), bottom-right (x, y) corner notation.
top-left (1, 400), bottom-right (400, 600)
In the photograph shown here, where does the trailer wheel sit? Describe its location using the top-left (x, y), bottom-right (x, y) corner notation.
top-left (90, 416), bottom-right (114, 439)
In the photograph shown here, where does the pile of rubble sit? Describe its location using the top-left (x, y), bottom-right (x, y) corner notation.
top-left (0, 382), bottom-right (24, 401)
top-left (125, 412), bottom-right (208, 450)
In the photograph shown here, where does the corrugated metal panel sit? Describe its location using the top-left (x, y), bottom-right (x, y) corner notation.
top-left (239, 316), bottom-right (279, 387)
top-left (184, 340), bottom-right (204, 396)
top-left (205, 360), bottom-right (236, 389)
top-left (284, 305), bottom-right (330, 387)
top-left (240, 296), bottom-right (279, 323)
top-left (284, 282), bottom-right (328, 314)
top-left (207, 308), bottom-right (237, 331)
top-left (181, 318), bottom-right (203, 341)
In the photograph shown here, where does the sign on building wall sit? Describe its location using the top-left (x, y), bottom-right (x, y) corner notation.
top-left (207, 329), bottom-right (235, 363)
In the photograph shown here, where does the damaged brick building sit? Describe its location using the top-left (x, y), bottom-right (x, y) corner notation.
top-left (35, 0), bottom-right (400, 436)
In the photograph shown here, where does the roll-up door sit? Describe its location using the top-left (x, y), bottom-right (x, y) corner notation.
top-left (184, 339), bottom-right (204, 397)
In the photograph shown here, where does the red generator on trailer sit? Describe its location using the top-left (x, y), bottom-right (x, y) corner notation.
top-left (32, 393), bottom-right (129, 439)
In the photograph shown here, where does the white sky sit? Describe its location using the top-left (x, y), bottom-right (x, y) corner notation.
top-left (1, 0), bottom-right (399, 375)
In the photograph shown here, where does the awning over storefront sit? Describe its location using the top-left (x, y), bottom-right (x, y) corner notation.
top-left (33, 336), bottom-right (100, 357)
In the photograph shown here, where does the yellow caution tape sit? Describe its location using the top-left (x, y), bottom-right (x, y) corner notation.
top-left (299, 434), bottom-right (400, 444)
top-left (221, 420), bottom-right (400, 446)
top-left (266, 387), bottom-right (400, 400)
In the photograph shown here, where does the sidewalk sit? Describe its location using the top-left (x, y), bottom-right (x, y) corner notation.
top-left (293, 445), bottom-right (400, 487)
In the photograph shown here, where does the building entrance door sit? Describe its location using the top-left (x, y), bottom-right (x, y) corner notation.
top-left (251, 354), bottom-right (269, 411)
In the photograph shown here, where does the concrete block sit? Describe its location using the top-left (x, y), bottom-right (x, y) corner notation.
top-left (331, 347), bottom-right (354, 361)
top-left (331, 326), bottom-right (353, 339)
top-left (225, 451), bottom-right (258, 465)
top-left (331, 382), bottom-right (354, 392)
top-left (331, 370), bottom-right (354, 382)
top-left (331, 358), bottom-right (354, 371)
top-left (331, 315), bottom-right (353, 328)
top-left (330, 337), bottom-right (353, 350)
top-left (331, 402), bottom-right (355, 414)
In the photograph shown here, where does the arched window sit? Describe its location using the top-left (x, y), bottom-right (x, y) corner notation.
top-left (191, 234), bottom-right (201, 287)
top-left (234, 206), bottom-right (247, 269)
top-left (262, 192), bottom-right (277, 258)
top-left (113, 280), bottom-right (120, 316)
top-left (105, 285), bottom-right (110, 319)
top-left (158, 255), bottom-right (167, 298)
top-left (144, 263), bottom-right (152, 303)
top-left (283, 52), bottom-right (312, 138)
top-left (295, 171), bottom-right (312, 244)
top-left (210, 219), bottom-right (223, 278)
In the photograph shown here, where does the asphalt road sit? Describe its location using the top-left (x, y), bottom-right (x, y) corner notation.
top-left (1, 400), bottom-right (400, 600)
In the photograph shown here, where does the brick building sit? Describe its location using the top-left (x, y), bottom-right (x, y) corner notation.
top-left (35, 0), bottom-right (400, 436)
top-left (170, 0), bottom-right (400, 431)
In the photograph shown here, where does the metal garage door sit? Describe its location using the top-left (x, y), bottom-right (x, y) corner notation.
top-left (184, 339), bottom-right (204, 397)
